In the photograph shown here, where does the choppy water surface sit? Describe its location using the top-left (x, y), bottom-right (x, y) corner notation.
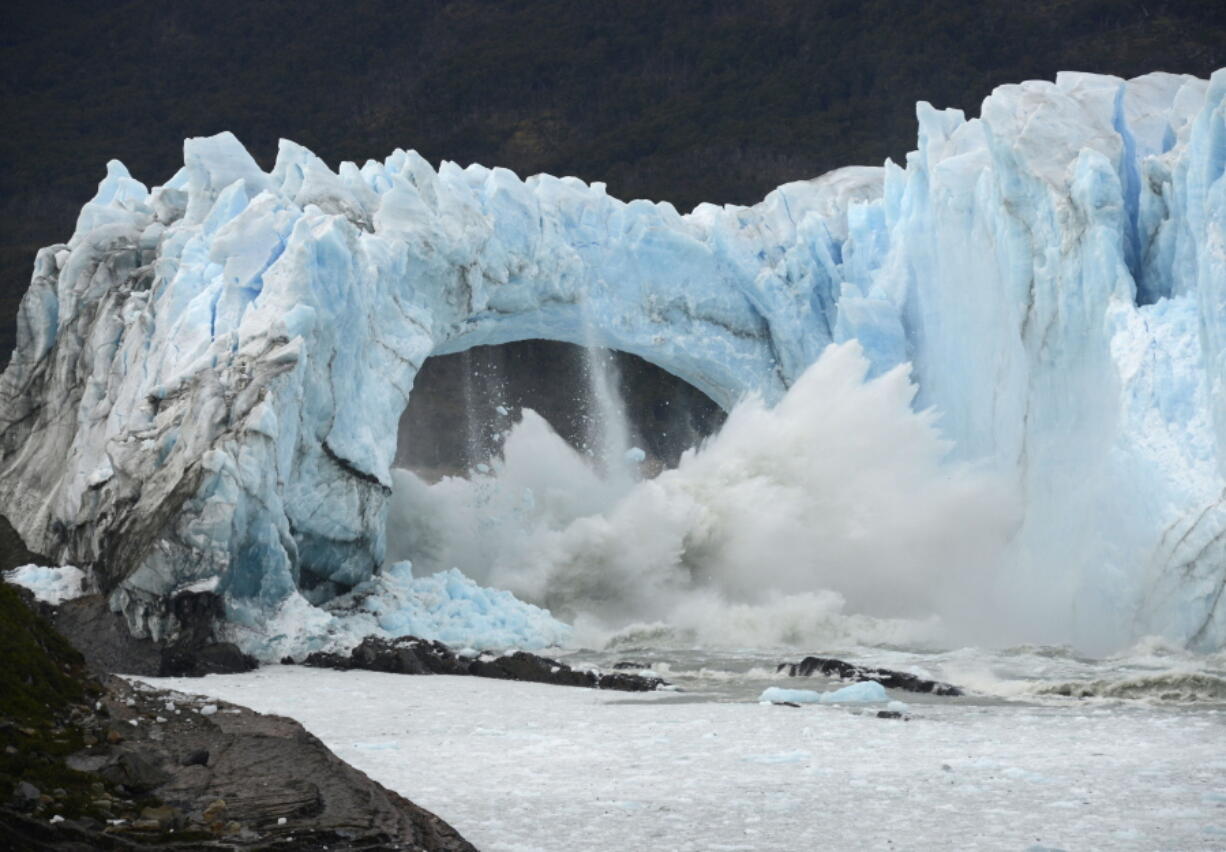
top-left (560, 638), bottom-right (1226, 708)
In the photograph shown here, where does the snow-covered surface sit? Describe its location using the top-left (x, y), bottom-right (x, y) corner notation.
top-left (3, 564), bottom-right (87, 605)
top-left (137, 666), bottom-right (1226, 851)
top-left (1, 69), bottom-right (1224, 653)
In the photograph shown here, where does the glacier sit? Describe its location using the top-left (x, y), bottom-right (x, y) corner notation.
top-left (0, 69), bottom-right (1223, 655)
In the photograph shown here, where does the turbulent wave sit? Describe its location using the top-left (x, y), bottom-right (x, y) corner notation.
top-left (389, 341), bottom-right (1019, 648)
top-left (1035, 672), bottom-right (1226, 702)
top-left (586, 594), bottom-right (946, 652)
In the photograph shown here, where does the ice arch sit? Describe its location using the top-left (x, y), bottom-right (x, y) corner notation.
top-left (0, 132), bottom-right (882, 640)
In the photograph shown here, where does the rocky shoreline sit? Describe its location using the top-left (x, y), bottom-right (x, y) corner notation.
top-left (4, 504), bottom-right (972, 851)
top-left (0, 580), bottom-right (476, 851)
top-left (298, 635), bottom-right (666, 692)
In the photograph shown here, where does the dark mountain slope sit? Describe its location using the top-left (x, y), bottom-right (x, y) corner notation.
top-left (2, 0), bottom-right (1223, 360)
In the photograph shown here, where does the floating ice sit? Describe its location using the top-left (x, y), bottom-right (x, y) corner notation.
top-left (134, 665), bottom-right (1226, 852)
top-left (760, 681), bottom-right (889, 704)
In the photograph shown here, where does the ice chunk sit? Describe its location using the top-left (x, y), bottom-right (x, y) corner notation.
top-left (759, 681), bottom-right (888, 704)
top-left (224, 562), bottom-right (571, 661)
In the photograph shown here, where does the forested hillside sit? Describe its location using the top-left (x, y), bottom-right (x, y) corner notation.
top-left (2, 0), bottom-right (1223, 359)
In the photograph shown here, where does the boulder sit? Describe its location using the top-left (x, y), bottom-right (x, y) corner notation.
top-left (777, 655), bottom-right (962, 696)
top-left (304, 635), bottom-right (666, 692)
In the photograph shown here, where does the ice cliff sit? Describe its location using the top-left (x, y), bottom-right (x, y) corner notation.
top-left (0, 70), bottom-right (1223, 653)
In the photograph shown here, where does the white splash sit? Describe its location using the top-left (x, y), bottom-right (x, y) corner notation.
top-left (389, 341), bottom-right (1019, 649)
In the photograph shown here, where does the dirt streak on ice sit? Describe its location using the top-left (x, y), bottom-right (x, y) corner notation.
top-left (138, 666), bottom-right (1226, 852)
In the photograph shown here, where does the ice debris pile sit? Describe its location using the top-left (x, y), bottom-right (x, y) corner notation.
top-left (0, 69), bottom-right (1223, 655)
top-left (228, 561), bottom-right (571, 660)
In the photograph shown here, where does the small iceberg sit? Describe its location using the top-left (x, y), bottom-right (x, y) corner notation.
top-left (760, 680), bottom-right (888, 704)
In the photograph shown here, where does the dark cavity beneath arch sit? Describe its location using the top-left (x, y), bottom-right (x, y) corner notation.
top-left (397, 339), bottom-right (726, 479)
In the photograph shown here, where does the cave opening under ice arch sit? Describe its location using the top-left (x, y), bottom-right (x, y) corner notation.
top-left (380, 337), bottom-right (727, 593)
top-left (394, 338), bottom-right (726, 479)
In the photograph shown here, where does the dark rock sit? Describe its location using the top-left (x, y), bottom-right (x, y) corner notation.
top-left (613, 660), bottom-right (649, 670)
top-left (4, 576), bottom-right (475, 847)
top-left (51, 595), bottom-right (164, 676)
top-left (201, 797), bottom-right (226, 823)
top-left (351, 635), bottom-right (461, 674)
top-left (469, 651), bottom-right (601, 687)
top-left (299, 649), bottom-right (351, 669)
top-left (65, 753), bottom-right (109, 772)
top-left (159, 641), bottom-right (257, 677)
top-left (97, 749), bottom-right (171, 794)
top-left (0, 513), bottom-right (49, 573)
top-left (164, 590), bottom-right (222, 646)
top-left (5, 682), bottom-right (477, 850)
top-left (48, 593), bottom-right (256, 678)
top-left (593, 670), bottom-right (664, 691)
top-left (306, 635), bottom-right (666, 692)
top-left (138, 804), bottom-right (178, 829)
top-left (777, 655), bottom-right (963, 696)
top-left (114, 682), bottom-right (474, 849)
top-left (13, 781), bottom-right (39, 808)
top-left (180, 748), bottom-right (208, 767)
top-left (303, 636), bottom-right (454, 674)
top-left (68, 815), bottom-right (103, 832)
top-left (224, 777), bottom-right (321, 822)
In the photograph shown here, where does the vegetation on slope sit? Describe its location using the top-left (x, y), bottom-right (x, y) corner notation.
top-left (0, 581), bottom-right (118, 832)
